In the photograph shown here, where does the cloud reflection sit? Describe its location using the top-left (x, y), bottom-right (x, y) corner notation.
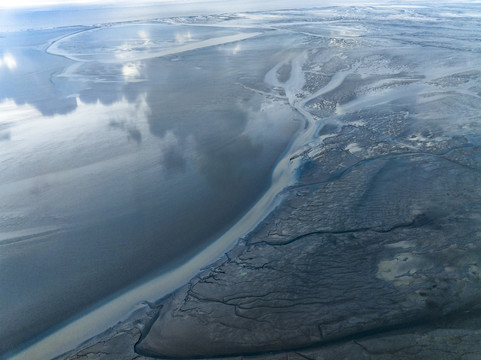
top-left (0, 53), bottom-right (17, 70)
top-left (138, 30), bottom-right (150, 42)
top-left (175, 31), bottom-right (192, 44)
top-left (232, 44), bottom-right (241, 55)
top-left (122, 62), bottom-right (142, 78)
top-left (0, 95), bottom-right (150, 185)
top-left (108, 119), bottom-right (143, 144)
top-left (116, 31), bottom-right (152, 61)
top-left (158, 131), bottom-right (188, 173)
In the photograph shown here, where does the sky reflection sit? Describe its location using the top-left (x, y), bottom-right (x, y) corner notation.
top-left (0, 19), bottom-right (301, 354)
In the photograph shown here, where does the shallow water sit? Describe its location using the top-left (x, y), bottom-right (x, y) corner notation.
top-left (0, 15), bottom-right (301, 355)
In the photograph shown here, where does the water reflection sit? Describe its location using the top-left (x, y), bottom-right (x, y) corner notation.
top-left (175, 31), bottom-right (193, 44)
top-left (0, 21), bottom-right (301, 354)
top-left (0, 53), bottom-right (17, 70)
top-left (232, 43), bottom-right (242, 55)
top-left (121, 62), bottom-right (142, 79)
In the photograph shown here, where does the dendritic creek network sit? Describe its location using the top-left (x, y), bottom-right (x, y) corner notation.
top-left (1, 1), bottom-right (481, 359)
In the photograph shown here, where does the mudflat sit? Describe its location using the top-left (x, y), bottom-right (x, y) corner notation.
top-left (5, 2), bottom-right (481, 360)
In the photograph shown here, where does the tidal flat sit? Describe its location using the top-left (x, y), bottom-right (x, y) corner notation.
top-left (2, 2), bottom-right (481, 360)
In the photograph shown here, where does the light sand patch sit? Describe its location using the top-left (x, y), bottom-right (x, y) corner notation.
top-left (346, 142), bottom-right (362, 154)
top-left (386, 241), bottom-right (415, 249)
top-left (377, 252), bottom-right (427, 286)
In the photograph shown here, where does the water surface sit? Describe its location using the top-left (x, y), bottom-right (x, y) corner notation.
top-left (0, 16), bottom-right (301, 354)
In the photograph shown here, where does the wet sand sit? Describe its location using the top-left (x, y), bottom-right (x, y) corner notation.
top-left (4, 2), bottom-right (481, 359)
